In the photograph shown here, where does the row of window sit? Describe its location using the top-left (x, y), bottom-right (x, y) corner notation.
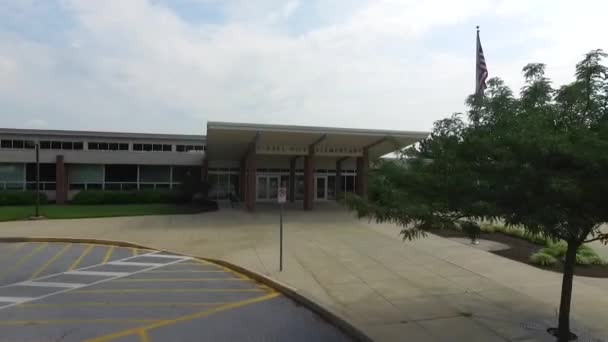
top-left (88, 142), bottom-right (129, 151)
top-left (0, 140), bottom-right (36, 149)
top-left (0, 139), bottom-right (205, 153)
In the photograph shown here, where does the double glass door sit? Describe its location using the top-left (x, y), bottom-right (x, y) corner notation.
top-left (257, 175), bottom-right (279, 201)
top-left (315, 176), bottom-right (327, 200)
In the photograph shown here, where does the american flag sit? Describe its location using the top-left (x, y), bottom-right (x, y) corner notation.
top-left (475, 27), bottom-right (488, 96)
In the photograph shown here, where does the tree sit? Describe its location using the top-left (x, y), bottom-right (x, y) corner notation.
top-left (345, 50), bottom-right (608, 342)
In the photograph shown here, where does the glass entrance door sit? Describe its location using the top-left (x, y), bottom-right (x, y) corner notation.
top-left (268, 176), bottom-right (279, 200)
top-left (315, 176), bottom-right (327, 200)
top-left (257, 175), bottom-right (280, 201)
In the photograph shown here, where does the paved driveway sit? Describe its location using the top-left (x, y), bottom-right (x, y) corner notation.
top-left (0, 204), bottom-right (607, 341)
top-left (0, 242), bottom-right (351, 342)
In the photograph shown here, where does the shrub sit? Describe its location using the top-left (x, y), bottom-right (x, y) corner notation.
top-left (543, 241), bottom-right (569, 258)
top-left (530, 252), bottom-right (558, 266)
top-left (537, 242), bottom-right (606, 266)
top-left (480, 223), bottom-right (549, 245)
top-left (0, 191), bottom-right (48, 205)
top-left (72, 191), bottom-right (181, 205)
top-left (576, 245), bottom-right (606, 265)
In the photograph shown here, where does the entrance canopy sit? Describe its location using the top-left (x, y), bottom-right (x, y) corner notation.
top-left (206, 121), bottom-right (429, 161)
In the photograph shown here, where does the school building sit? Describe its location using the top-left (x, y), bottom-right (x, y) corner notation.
top-left (0, 122), bottom-right (428, 211)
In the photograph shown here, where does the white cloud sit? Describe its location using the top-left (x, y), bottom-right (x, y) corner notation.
top-left (0, 0), bottom-right (606, 134)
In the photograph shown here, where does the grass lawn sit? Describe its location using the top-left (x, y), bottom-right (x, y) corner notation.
top-left (0, 204), bottom-right (202, 222)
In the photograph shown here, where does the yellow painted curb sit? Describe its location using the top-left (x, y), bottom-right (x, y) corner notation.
top-left (0, 236), bottom-right (372, 342)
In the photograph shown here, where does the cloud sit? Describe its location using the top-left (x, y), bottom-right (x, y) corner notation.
top-left (0, 0), bottom-right (606, 134)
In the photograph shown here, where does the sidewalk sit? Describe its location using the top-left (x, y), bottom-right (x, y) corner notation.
top-left (0, 204), bottom-right (606, 341)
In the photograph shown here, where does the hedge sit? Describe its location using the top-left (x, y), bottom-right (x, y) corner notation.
top-left (71, 190), bottom-right (185, 205)
top-left (0, 191), bottom-right (48, 206)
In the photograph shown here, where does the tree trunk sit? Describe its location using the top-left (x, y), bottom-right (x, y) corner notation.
top-left (557, 241), bottom-right (578, 342)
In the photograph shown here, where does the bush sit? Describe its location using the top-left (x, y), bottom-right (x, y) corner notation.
top-left (530, 252), bottom-right (558, 266)
top-left (537, 242), bottom-right (606, 266)
top-left (72, 191), bottom-right (182, 205)
top-left (576, 245), bottom-right (606, 265)
top-left (480, 223), bottom-right (549, 245)
top-left (0, 191), bottom-right (48, 205)
top-left (543, 241), bottom-right (569, 258)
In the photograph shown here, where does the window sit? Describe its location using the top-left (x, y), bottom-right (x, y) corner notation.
top-left (25, 140), bottom-right (35, 149)
top-left (133, 144), bottom-right (143, 151)
top-left (109, 143), bottom-right (119, 151)
top-left (51, 141), bottom-right (61, 149)
top-left (40, 141), bottom-right (51, 149)
top-left (162, 144), bottom-right (172, 152)
top-left (143, 144), bottom-right (152, 151)
top-left (153, 144), bottom-right (162, 151)
top-left (119, 143), bottom-right (129, 151)
top-left (12, 140), bottom-right (24, 149)
top-left (176, 145), bottom-right (185, 152)
top-left (194, 145), bottom-right (203, 151)
top-left (88, 142), bottom-right (99, 150)
top-left (1, 140), bottom-right (12, 148)
top-left (99, 142), bottom-right (108, 150)
top-left (74, 142), bottom-right (84, 150)
top-left (62, 142), bottom-right (73, 150)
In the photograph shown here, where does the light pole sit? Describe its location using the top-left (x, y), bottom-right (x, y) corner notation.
top-left (35, 142), bottom-right (40, 217)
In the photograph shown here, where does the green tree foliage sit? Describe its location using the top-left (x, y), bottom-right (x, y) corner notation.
top-left (345, 50), bottom-right (608, 342)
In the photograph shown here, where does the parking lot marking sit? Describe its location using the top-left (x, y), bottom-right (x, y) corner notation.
top-left (137, 329), bottom-right (151, 342)
top-left (108, 261), bottom-right (165, 267)
top-left (18, 301), bottom-right (232, 308)
top-left (0, 318), bottom-right (159, 326)
top-left (68, 244), bottom-right (94, 271)
top-left (0, 251), bottom-right (186, 311)
top-left (144, 270), bottom-right (226, 273)
top-left (30, 243), bottom-right (72, 279)
top-left (85, 291), bottom-right (280, 342)
top-left (144, 254), bottom-right (188, 259)
top-left (0, 296), bottom-right (33, 303)
top-left (112, 278), bottom-right (252, 282)
top-left (0, 243), bottom-right (48, 280)
top-left (65, 270), bottom-right (130, 277)
top-left (72, 288), bottom-right (265, 294)
top-left (20, 281), bottom-right (86, 288)
top-left (102, 246), bottom-right (115, 263)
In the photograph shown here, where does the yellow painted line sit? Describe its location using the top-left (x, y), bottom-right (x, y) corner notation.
top-left (112, 278), bottom-right (252, 282)
top-left (85, 292), bottom-right (281, 342)
top-left (72, 288), bottom-right (265, 294)
top-left (211, 262), bottom-right (250, 280)
top-left (18, 302), bottom-right (232, 308)
top-left (0, 318), bottom-right (158, 326)
top-left (30, 243), bottom-right (72, 279)
top-left (102, 246), bottom-right (115, 263)
top-left (68, 244), bottom-right (94, 271)
top-left (0, 243), bottom-right (48, 279)
top-left (137, 329), bottom-right (150, 342)
top-left (145, 270), bottom-right (227, 273)
top-left (132, 248), bottom-right (138, 256)
top-left (175, 262), bottom-right (217, 266)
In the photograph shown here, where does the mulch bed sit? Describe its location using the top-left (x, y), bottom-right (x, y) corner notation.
top-left (433, 230), bottom-right (608, 278)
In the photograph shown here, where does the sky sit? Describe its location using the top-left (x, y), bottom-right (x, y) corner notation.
top-left (1, 0), bottom-right (607, 135)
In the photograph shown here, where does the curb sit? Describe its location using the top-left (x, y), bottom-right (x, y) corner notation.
top-left (0, 237), bottom-right (372, 342)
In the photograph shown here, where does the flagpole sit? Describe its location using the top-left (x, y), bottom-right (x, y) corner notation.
top-left (475, 25), bottom-right (480, 96)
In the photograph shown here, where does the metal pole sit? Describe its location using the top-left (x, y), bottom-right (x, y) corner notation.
top-left (35, 143), bottom-right (40, 217)
top-left (279, 203), bottom-right (283, 272)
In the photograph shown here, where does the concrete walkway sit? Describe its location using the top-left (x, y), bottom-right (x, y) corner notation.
top-left (0, 204), bottom-right (606, 341)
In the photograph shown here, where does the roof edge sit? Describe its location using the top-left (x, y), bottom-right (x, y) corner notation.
top-left (0, 128), bottom-right (206, 141)
top-left (207, 121), bottom-right (430, 138)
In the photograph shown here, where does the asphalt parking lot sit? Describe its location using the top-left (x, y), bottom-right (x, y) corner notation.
top-left (0, 242), bottom-right (352, 342)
